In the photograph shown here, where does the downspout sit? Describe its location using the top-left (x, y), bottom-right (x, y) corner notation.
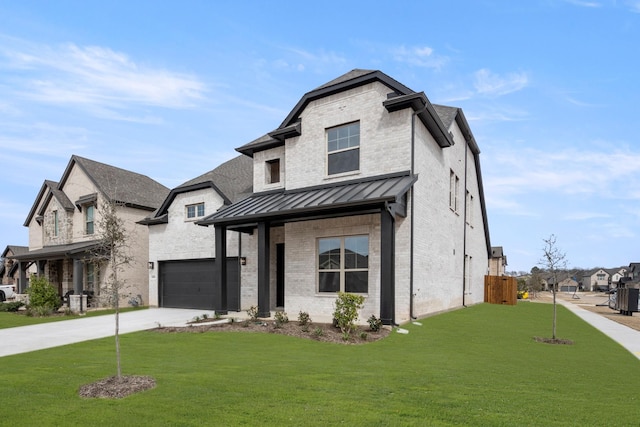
top-left (461, 133), bottom-right (469, 307)
top-left (409, 110), bottom-right (419, 320)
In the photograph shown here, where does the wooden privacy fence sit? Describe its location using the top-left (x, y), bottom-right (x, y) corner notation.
top-left (484, 275), bottom-right (517, 305)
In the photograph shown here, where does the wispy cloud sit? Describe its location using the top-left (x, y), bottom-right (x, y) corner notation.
top-left (625, 0), bottom-right (640, 12)
top-left (473, 69), bottom-right (529, 97)
top-left (563, 0), bottom-right (602, 7)
top-left (0, 35), bottom-right (207, 119)
top-left (391, 45), bottom-right (449, 70)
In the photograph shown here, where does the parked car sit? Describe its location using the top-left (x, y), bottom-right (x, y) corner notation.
top-left (0, 284), bottom-right (16, 301)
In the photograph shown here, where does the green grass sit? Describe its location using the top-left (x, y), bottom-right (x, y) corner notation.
top-left (1, 302), bottom-right (638, 426)
top-left (0, 306), bottom-right (147, 329)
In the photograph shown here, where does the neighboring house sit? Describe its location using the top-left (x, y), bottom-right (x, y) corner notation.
top-left (1, 245), bottom-right (29, 286)
top-left (583, 268), bottom-right (610, 291)
top-left (10, 155), bottom-right (169, 305)
top-left (608, 267), bottom-right (627, 286)
top-left (558, 277), bottom-right (579, 292)
top-left (186, 69), bottom-right (491, 325)
top-left (140, 155), bottom-right (253, 309)
top-left (489, 246), bottom-right (507, 276)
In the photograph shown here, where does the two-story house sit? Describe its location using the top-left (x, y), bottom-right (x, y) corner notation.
top-left (180, 69), bottom-right (491, 325)
top-left (582, 268), bottom-right (610, 291)
top-left (10, 155), bottom-right (169, 306)
top-left (489, 246), bottom-right (508, 276)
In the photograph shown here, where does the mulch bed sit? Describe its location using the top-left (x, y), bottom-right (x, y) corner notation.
top-left (533, 336), bottom-right (574, 345)
top-left (154, 318), bottom-right (391, 345)
top-left (79, 375), bottom-right (156, 399)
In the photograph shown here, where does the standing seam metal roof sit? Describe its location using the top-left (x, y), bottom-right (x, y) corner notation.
top-left (198, 172), bottom-right (416, 227)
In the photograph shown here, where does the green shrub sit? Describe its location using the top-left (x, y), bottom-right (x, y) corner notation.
top-left (367, 314), bottom-right (382, 332)
top-left (274, 311), bottom-right (288, 328)
top-left (27, 275), bottom-right (61, 312)
top-left (297, 311), bottom-right (311, 326)
top-left (0, 301), bottom-right (24, 312)
top-left (333, 292), bottom-right (364, 339)
top-left (26, 305), bottom-right (55, 317)
top-left (246, 305), bottom-right (259, 321)
top-left (313, 327), bottom-right (324, 337)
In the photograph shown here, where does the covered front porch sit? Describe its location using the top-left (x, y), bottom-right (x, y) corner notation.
top-left (198, 172), bottom-right (416, 325)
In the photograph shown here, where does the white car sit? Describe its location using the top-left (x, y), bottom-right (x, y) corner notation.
top-left (0, 285), bottom-right (16, 301)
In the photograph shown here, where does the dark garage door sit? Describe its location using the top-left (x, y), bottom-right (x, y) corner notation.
top-left (159, 258), bottom-right (239, 310)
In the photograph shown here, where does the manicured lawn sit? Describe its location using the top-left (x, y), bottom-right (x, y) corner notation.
top-left (1, 302), bottom-right (638, 426)
top-left (0, 306), bottom-right (147, 329)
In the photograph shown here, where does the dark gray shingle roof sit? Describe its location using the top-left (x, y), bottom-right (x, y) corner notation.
top-left (68, 156), bottom-right (169, 210)
top-left (178, 155), bottom-right (253, 204)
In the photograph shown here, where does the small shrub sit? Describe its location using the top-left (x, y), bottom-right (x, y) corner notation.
top-left (333, 292), bottom-right (365, 339)
top-left (246, 305), bottom-right (259, 321)
top-left (274, 311), bottom-right (288, 328)
top-left (301, 324), bottom-right (309, 333)
top-left (26, 305), bottom-right (54, 317)
top-left (359, 331), bottom-right (368, 340)
top-left (203, 313), bottom-right (210, 320)
top-left (242, 320), bottom-right (250, 328)
top-left (313, 327), bottom-right (324, 337)
top-left (298, 311), bottom-right (311, 326)
top-left (0, 301), bottom-right (24, 312)
top-left (367, 314), bottom-right (382, 332)
top-left (193, 315), bottom-right (201, 322)
top-left (27, 275), bottom-right (62, 312)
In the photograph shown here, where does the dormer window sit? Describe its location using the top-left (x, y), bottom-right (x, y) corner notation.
top-left (186, 203), bottom-right (205, 220)
top-left (266, 159), bottom-right (281, 184)
top-left (327, 122), bottom-right (360, 175)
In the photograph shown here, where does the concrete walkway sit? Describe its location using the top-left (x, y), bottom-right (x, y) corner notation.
top-left (557, 299), bottom-right (640, 361)
top-left (0, 308), bottom-right (216, 358)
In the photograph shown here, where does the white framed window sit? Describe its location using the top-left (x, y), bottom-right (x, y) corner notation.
top-left (449, 169), bottom-right (460, 213)
top-left (318, 235), bottom-right (369, 293)
top-left (327, 122), bottom-right (360, 175)
top-left (186, 202), bottom-right (205, 220)
top-left (266, 159), bottom-right (280, 184)
top-left (85, 205), bottom-right (95, 235)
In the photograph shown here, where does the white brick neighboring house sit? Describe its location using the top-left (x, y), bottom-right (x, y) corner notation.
top-left (140, 155), bottom-right (253, 309)
top-left (10, 155), bottom-right (169, 307)
top-left (190, 69), bottom-right (492, 325)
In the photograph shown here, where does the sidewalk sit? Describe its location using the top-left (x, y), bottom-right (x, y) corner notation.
top-left (555, 298), bottom-right (640, 361)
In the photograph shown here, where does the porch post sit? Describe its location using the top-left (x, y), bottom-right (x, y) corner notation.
top-left (380, 207), bottom-right (395, 325)
top-left (214, 224), bottom-right (228, 314)
top-left (257, 221), bottom-right (271, 318)
top-left (18, 261), bottom-right (27, 293)
top-left (37, 260), bottom-right (45, 276)
top-left (73, 259), bottom-right (84, 294)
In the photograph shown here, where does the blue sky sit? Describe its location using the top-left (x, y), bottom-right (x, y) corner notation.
top-left (1, 0), bottom-right (639, 273)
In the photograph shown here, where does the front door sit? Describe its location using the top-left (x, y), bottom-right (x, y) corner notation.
top-left (276, 243), bottom-right (285, 308)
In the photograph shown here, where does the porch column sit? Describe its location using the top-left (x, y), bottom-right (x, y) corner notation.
top-left (18, 261), bottom-right (27, 293)
top-left (73, 259), bottom-right (84, 294)
top-left (37, 260), bottom-right (46, 276)
top-left (214, 224), bottom-right (228, 314)
top-left (380, 207), bottom-right (396, 325)
top-left (257, 221), bottom-right (270, 318)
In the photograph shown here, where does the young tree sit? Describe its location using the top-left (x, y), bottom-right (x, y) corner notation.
top-left (539, 234), bottom-right (567, 340)
top-left (92, 199), bottom-right (134, 379)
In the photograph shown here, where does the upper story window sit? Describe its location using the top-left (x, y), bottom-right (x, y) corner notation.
top-left (465, 190), bottom-right (474, 227)
top-left (53, 210), bottom-right (59, 236)
top-left (449, 169), bottom-right (460, 213)
top-left (266, 159), bottom-right (280, 184)
top-left (327, 122), bottom-right (360, 175)
top-left (186, 203), bottom-right (205, 220)
top-left (85, 205), bottom-right (95, 235)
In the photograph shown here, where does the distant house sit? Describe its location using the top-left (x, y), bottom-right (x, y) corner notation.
top-left (582, 268), bottom-right (610, 291)
top-left (144, 69), bottom-right (491, 325)
top-left (10, 155), bottom-right (169, 305)
top-left (1, 245), bottom-right (28, 286)
top-left (489, 246), bottom-right (507, 276)
top-left (608, 267), bottom-right (627, 286)
top-left (140, 155), bottom-right (253, 309)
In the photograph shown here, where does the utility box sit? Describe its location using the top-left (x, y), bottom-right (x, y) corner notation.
top-left (616, 288), bottom-right (639, 316)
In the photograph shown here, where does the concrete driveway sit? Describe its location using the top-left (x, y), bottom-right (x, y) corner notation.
top-left (0, 308), bottom-right (216, 358)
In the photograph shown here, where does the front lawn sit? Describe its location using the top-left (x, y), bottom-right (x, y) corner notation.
top-left (1, 302), bottom-right (638, 426)
top-left (0, 306), bottom-right (147, 329)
